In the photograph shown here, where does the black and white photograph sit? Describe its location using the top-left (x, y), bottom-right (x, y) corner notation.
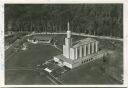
top-left (4, 4), bottom-right (123, 85)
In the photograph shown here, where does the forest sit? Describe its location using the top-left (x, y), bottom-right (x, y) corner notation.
top-left (5, 4), bottom-right (123, 38)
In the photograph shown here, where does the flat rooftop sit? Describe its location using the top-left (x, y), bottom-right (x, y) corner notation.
top-left (29, 34), bottom-right (53, 40)
top-left (72, 38), bottom-right (97, 48)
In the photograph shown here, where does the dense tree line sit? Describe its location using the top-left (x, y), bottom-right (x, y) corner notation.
top-left (5, 4), bottom-right (123, 37)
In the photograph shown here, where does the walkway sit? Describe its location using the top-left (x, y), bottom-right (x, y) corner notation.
top-left (27, 32), bottom-right (123, 41)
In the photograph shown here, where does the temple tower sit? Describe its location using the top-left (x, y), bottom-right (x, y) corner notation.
top-left (63, 22), bottom-right (72, 58)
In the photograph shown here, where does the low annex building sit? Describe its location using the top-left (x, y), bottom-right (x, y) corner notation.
top-left (54, 22), bottom-right (107, 69)
top-left (27, 35), bottom-right (53, 44)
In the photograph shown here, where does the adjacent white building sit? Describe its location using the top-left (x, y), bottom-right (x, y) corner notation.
top-left (54, 22), bottom-right (107, 69)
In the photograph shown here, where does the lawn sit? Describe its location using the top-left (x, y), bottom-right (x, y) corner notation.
top-left (5, 70), bottom-right (53, 85)
top-left (59, 59), bottom-right (120, 84)
top-left (5, 43), bottom-right (61, 84)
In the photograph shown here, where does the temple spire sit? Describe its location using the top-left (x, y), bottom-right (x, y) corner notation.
top-left (67, 22), bottom-right (71, 38)
top-left (67, 21), bottom-right (70, 31)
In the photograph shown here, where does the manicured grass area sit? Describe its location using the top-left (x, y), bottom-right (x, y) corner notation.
top-left (97, 38), bottom-right (123, 82)
top-left (5, 70), bottom-right (52, 85)
top-left (59, 59), bottom-right (120, 84)
top-left (5, 43), bottom-right (61, 84)
top-left (5, 43), bottom-right (61, 68)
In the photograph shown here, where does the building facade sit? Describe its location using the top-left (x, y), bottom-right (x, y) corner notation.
top-left (54, 23), bottom-right (107, 69)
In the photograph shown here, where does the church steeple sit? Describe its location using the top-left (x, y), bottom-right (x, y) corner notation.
top-left (67, 22), bottom-right (71, 38)
top-left (68, 21), bottom-right (70, 31)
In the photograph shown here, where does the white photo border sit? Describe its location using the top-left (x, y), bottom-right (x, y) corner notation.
top-left (0, 0), bottom-right (128, 87)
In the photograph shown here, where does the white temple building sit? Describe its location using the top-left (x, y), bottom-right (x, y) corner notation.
top-left (54, 22), bottom-right (107, 69)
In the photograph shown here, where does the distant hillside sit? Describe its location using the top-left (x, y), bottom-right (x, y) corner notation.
top-left (5, 4), bottom-right (123, 38)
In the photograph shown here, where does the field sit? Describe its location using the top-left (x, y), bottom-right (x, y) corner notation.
top-left (5, 34), bottom-right (123, 85)
top-left (5, 43), bottom-right (61, 85)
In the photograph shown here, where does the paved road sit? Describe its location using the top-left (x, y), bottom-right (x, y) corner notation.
top-left (27, 32), bottom-right (123, 41)
top-left (49, 73), bottom-right (62, 84)
top-left (5, 31), bottom-right (123, 51)
top-left (6, 67), bottom-right (35, 71)
top-left (6, 32), bottom-right (122, 51)
top-left (38, 69), bottom-right (62, 85)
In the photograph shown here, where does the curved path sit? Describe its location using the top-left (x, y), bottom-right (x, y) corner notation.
top-left (5, 31), bottom-right (123, 51)
top-left (27, 32), bottom-right (123, 41)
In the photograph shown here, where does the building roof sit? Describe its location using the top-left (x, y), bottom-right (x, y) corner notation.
top-left (72, 38), bottom-right (97, 48)
top-left (29, 35), bottom-right (52, 41)
top-left (34, 36), bottom-right (52, 40)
